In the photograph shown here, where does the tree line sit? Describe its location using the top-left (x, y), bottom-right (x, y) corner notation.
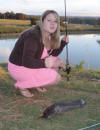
top-left (69, 17), bottom-right (100, 25)
top-left (0, 11), bottom-right (100, 25)
top-left (0, 11), bottom-right (29, 20)
top-left (60, 16), bottom-right (100, 26)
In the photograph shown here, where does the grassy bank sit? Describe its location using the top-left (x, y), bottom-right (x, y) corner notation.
top-left (61, 23), bottom-right (100, 32)
top-left (0, 19), bottom-right (100, 34)
top-left (0, 19), bottom-right (31, 34)
top-left (0, 63), bottom-right (100, 130)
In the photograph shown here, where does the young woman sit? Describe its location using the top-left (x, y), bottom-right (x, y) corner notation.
top-left (8, 10), bottom-right (69, 97)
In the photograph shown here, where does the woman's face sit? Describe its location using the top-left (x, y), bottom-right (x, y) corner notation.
top-left (43, 13), bottom-right (58, 34)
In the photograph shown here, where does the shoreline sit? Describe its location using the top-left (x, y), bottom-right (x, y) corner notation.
top-left (0, 30), bottom-right (100, 37)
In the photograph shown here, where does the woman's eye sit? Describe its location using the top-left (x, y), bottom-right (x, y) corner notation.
top-left (47, 20), bottom-right (57, 23)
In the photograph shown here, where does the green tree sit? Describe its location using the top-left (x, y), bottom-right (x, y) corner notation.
top-left (30, 17), bottom-right (37, 25)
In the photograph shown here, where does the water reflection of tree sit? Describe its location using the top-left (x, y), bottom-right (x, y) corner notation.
top-left (97, 40), bottom-right (100, 45)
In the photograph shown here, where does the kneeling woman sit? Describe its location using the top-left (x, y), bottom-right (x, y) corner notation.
top-left (8, 10), bottom-right (69, 97)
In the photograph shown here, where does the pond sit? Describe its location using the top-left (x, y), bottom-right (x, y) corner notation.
top-left (0, 33), bottom-right (100, 70)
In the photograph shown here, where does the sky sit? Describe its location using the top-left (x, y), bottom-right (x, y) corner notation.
top-left (0, 0), bottom-right (100, 17)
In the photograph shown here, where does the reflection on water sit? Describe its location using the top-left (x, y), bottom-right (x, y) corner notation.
top-left (97, 40), bottom-right (100, 45)
top-left (0, 37), bottom-right (17, 63)
top-left (0, 34), bottom-right (100, 70)
top-left (60, 34), bottom-right (100, 70)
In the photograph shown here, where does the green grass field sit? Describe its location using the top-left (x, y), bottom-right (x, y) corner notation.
top-left (0, 19), bottom-right (30, 25)
top-left (0, 19), bottom-right (100, 34)
top-left (0, 63), bottom-right (100, 130)
top-left (0, 19), bottom-right (31, 34)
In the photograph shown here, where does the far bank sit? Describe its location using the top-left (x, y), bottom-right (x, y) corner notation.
top-left (0, 19), bottom-right (100, 34)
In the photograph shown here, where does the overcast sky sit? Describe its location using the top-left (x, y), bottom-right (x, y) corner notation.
top-left (0, 0), bottom-right (100, 17)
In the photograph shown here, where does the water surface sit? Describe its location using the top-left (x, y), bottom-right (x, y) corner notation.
top-left (0, 34), bottom-right (100, 70)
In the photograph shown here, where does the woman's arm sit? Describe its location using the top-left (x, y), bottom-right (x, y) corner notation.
top-left (22, 35), bottom-right (46, 69)
top-left (51, 35), bottom-right (69, 56)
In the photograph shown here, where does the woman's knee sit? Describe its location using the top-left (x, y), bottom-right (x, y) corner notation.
top-left (50, 73), bottom-right (61, 85)
top-left (55, 74), bottom-right (61, 83)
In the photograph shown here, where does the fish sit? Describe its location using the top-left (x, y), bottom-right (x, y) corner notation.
top-left (39, 99), bottom-right (86, 118)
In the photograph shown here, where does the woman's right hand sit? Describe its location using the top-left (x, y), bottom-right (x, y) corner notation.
top-left (52, 57), bottom-right (64, 68)
top-left (45, 55), bottom-right (53, 68)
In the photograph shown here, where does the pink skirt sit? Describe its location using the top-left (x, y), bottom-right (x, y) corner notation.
top-left (8, 48), bottom-right (58, 89)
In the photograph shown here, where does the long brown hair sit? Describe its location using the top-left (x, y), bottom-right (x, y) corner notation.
top-left (39, 10), bottom-right (60, 49)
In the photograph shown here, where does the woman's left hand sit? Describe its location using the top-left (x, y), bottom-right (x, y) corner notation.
top-left (62, 35), bottom-right (69, 43)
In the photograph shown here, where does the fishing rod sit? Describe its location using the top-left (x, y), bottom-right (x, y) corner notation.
top-left (78, 122), bottom-right (100, 130)
top-left (64, 0), bottom-right (71, 87)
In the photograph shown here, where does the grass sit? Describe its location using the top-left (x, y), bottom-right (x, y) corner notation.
top-left (61, 23), bottom-right (100, 33)
top-left (0, 19), bottom-right (31, 34)
top-left (0, 63), bottom-right (100, 130)
top-left (0, 19), bottom-right (30, 25)
top-left (0, 25), bottom-right (30, 34)
top-left (0, 19), bottom-right (100, 34)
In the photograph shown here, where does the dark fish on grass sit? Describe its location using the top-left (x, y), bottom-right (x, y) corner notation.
top-left (39, 99), bottom-right (86, 119)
